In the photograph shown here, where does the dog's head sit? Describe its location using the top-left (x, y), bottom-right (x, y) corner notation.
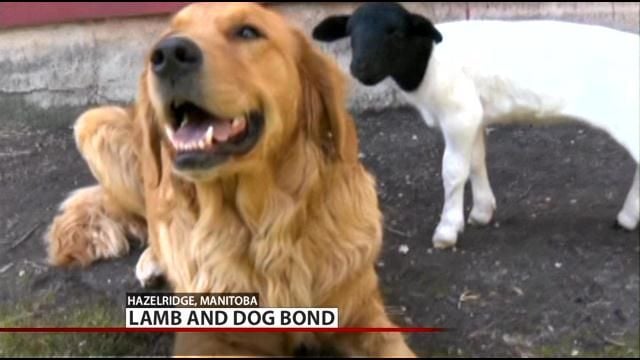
top-left (312, 2), bottom-right (442, 91)
top-left (140, 2), bottom-right (357, 183)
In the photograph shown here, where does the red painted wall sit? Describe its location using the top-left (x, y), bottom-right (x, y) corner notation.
top-left (0, 2), bottom-right (192, 29)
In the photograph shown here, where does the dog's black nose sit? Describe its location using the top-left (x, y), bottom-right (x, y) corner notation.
top-left (150, 37), bottom-right (202, 78)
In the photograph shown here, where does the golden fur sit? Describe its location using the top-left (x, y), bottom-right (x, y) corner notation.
top-left (46, 2), bottom-right (415, 357)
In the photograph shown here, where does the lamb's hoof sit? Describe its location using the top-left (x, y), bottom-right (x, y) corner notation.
top-left (615, 212), bottom-right (639, 231)
top-left (135, 248), bottom-right (165, 288)
top-left (469, 197), bottom-right (496, 226)
top-left (468, 207), bottom-right (494, 226)
top-left (432, 227), bottom-right (458, 249)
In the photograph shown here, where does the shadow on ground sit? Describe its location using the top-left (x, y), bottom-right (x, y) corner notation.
top-left (0, 106), bottom-right (638, 356)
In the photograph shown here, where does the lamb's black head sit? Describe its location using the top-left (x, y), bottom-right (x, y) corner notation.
top-left (312, 2), bottom-right (442, 91)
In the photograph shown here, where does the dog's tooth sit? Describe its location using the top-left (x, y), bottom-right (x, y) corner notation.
top-left (198, 140), bottom-right (205, 149)
top-left (165, 125), bottom-right (175, 142)
top-left (205, 126), bottom-right (214, 144)
top-left (180, 114), bottom-right (190, 129)
top-left (232, 116), bottom-right (245, 130)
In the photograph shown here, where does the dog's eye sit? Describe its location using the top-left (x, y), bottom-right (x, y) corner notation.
top-left (235, 25), bottom-right (263, 40)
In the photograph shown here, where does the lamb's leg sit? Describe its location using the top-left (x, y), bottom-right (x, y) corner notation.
top-left (468, 129), bottom-right (496, 225)
top-left (432, 115), bottom-right (480, 248)
top-left (617, 166), bottom-right (639, 230)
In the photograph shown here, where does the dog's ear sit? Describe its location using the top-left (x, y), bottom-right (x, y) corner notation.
top-left (296, 31), bottom-right (358, 163)
top-left (312, 15), bottom-right (350, 42)
top-left (410, 13), bottom-right (442, 43)
top-left (135, 68), bottom-right (164, 188)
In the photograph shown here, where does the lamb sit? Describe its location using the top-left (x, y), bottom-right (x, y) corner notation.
top-left (312, 2), bottom-right (639, 248)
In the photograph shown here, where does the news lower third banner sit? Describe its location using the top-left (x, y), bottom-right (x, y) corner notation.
top-left (125, 293), bottom-right (339, 328)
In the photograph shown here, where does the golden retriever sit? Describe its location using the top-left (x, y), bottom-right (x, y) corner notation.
top-left (45, 2), bottom-right (415, 357)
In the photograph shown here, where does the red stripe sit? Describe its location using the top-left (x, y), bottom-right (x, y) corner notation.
top-left (0, 327), bottom-right (446, 333)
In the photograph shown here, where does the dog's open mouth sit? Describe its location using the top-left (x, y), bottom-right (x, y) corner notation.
top-left (164, 101), bottom-right (264, 170)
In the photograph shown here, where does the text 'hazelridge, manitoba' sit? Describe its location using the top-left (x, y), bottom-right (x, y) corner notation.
top-left (126, 293), bottom-right (260, 308)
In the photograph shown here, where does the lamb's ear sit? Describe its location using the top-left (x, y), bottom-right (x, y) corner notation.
top-left (410, 13), bottom-right (442, 43)
top-left (312, 15), bottom-right (350, 42)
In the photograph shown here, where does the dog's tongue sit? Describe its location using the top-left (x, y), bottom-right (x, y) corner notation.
top-left (174, 114), bottom-right (232, 144)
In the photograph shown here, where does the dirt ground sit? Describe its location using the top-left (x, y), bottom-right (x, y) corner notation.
top-left (0, 106), bottom-right (638, 357)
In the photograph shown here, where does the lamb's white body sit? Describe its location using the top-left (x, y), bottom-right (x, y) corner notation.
top-left (402, 20), bottom-right (639, 248)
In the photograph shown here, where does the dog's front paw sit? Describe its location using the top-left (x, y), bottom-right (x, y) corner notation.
top-left (135, 248), bottom-right (164, 288)
top-left (45, 187), bottom-right (133, 267)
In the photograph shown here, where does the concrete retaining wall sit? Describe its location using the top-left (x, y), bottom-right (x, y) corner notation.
top-left (0, 2), bottom-right (638, 126)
